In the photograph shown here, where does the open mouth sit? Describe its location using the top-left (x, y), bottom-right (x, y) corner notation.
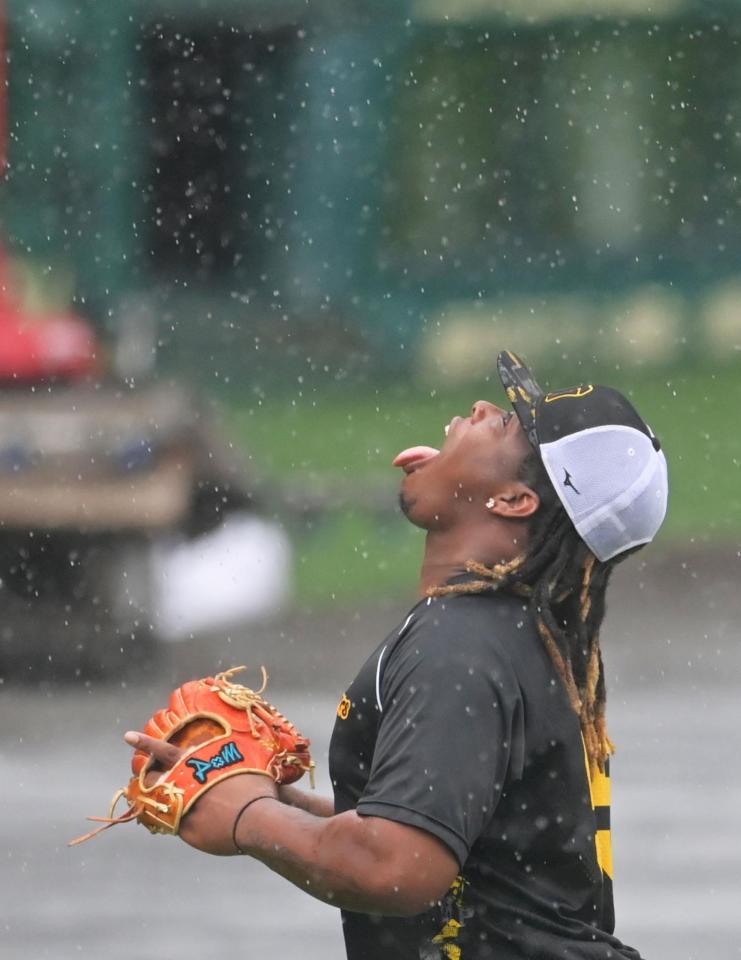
top-left (392, 445), bottom-right (440, 475)
top-left (392, 409), bottom-right (512, 474)
top-left (392, 418), bottom-right (461, 474)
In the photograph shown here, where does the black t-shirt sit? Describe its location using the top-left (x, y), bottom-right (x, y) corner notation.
top-left (328, 583), bottom-right (643, 960)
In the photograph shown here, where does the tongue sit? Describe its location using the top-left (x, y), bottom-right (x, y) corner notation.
top-left (392, 445), bottom-right (440, 473)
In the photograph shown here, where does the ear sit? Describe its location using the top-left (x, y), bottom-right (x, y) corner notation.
top-left (486, 483), bottom-right (540, 520)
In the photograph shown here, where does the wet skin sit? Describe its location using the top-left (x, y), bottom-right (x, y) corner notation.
top-left (399, 399), bottom-right (536, 532)
top-left (123, 398), bottom-right (538, 917)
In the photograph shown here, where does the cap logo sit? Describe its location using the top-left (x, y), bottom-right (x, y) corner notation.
top-left (563, 468), bottom-right (581, 495)
top-left (544, 385), bottom-right (594, 403)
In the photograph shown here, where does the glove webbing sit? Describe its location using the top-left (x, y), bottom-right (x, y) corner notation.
top-left (68, 787), bottom-right (178, 846)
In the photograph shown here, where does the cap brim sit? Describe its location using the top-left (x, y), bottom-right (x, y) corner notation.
top-left (496, 351), bottom-right (545, 448)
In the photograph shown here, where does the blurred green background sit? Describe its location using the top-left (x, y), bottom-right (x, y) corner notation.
top-left (227, 364), bottom-right (741, 603)
top-left (3, 0), bottom-right (741, 607)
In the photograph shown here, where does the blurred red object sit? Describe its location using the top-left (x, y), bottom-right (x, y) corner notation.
top-left (0, 251), bottom-right (100, 382)
top-left (0, 6), bottom-right (98, 382)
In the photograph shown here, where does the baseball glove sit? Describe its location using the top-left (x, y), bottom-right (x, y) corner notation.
top-left (70, 666), bottom-right (313, 845)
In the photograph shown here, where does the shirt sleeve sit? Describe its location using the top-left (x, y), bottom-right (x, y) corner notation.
top-left (355, 600), bottom-right (523, 866)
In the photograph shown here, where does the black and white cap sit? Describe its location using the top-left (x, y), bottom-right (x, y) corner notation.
top-left (497, 350), bottom-right (669, 562)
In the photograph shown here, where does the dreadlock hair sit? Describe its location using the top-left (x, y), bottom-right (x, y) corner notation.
top-left (429, 449), bottom-right (639, 776)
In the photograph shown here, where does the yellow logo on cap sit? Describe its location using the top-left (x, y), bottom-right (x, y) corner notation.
top-left (544, 385), bottom-right (594, 403)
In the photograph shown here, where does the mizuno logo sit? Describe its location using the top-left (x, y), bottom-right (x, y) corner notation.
top-left (563, 469), bottom-right (581, 495)
top-left (187, 741), bottom-right (244, 784)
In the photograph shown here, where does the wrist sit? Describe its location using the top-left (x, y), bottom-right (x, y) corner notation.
top-left (277, 783), bottom-right (303, 807)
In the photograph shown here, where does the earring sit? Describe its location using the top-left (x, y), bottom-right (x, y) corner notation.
top-left (486, 498), bottom-right (495, 509)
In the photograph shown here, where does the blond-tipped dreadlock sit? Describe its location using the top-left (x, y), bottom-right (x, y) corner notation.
top-left (428, 450), bottom-right (632, 775)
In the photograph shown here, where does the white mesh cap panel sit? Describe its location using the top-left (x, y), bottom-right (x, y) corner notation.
top-left (539, 425), bottom-right (669, 562)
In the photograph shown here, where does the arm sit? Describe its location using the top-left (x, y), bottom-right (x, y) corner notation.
top-left (126, 731), bottom-right (459, 917)
top-left (240, 802), bottom-right (459, 916)
top-left (277, 783), bottom-right (334, 818)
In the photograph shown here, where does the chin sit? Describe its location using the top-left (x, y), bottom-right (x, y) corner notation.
top-left (398, 490), bottom-right (414, 518)
top-left (399, 491), bottom-right (440, 532)
top-left (399, 491), bottom-right (423, 528)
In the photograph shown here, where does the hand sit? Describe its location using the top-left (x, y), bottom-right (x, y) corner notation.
top-left (124, 730), bottom-right (278, 856)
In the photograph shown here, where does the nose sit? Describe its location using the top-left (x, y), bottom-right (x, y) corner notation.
top-left (470, 400), bottom-right (505, 423)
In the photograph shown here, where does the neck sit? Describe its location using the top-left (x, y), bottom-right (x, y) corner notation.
top-left (417, 522), bottom-right (527, 597)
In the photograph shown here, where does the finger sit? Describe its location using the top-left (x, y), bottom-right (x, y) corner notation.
top-left (124, 731), bottom-right (183, 768)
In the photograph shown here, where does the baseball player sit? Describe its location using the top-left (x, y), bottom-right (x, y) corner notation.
top-left (127, 350), bottom-right (668, 959)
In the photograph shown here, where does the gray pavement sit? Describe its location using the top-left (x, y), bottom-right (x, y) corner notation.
top-left (1, 545), bottom-right (740, 959)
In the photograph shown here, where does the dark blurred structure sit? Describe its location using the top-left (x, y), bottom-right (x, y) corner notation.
top-left (0, 5), bottom-right (300, 680)
top-left (3, 0), bottom-right (741, 385)
top-left (0, 360), bottom-right (269, 679)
